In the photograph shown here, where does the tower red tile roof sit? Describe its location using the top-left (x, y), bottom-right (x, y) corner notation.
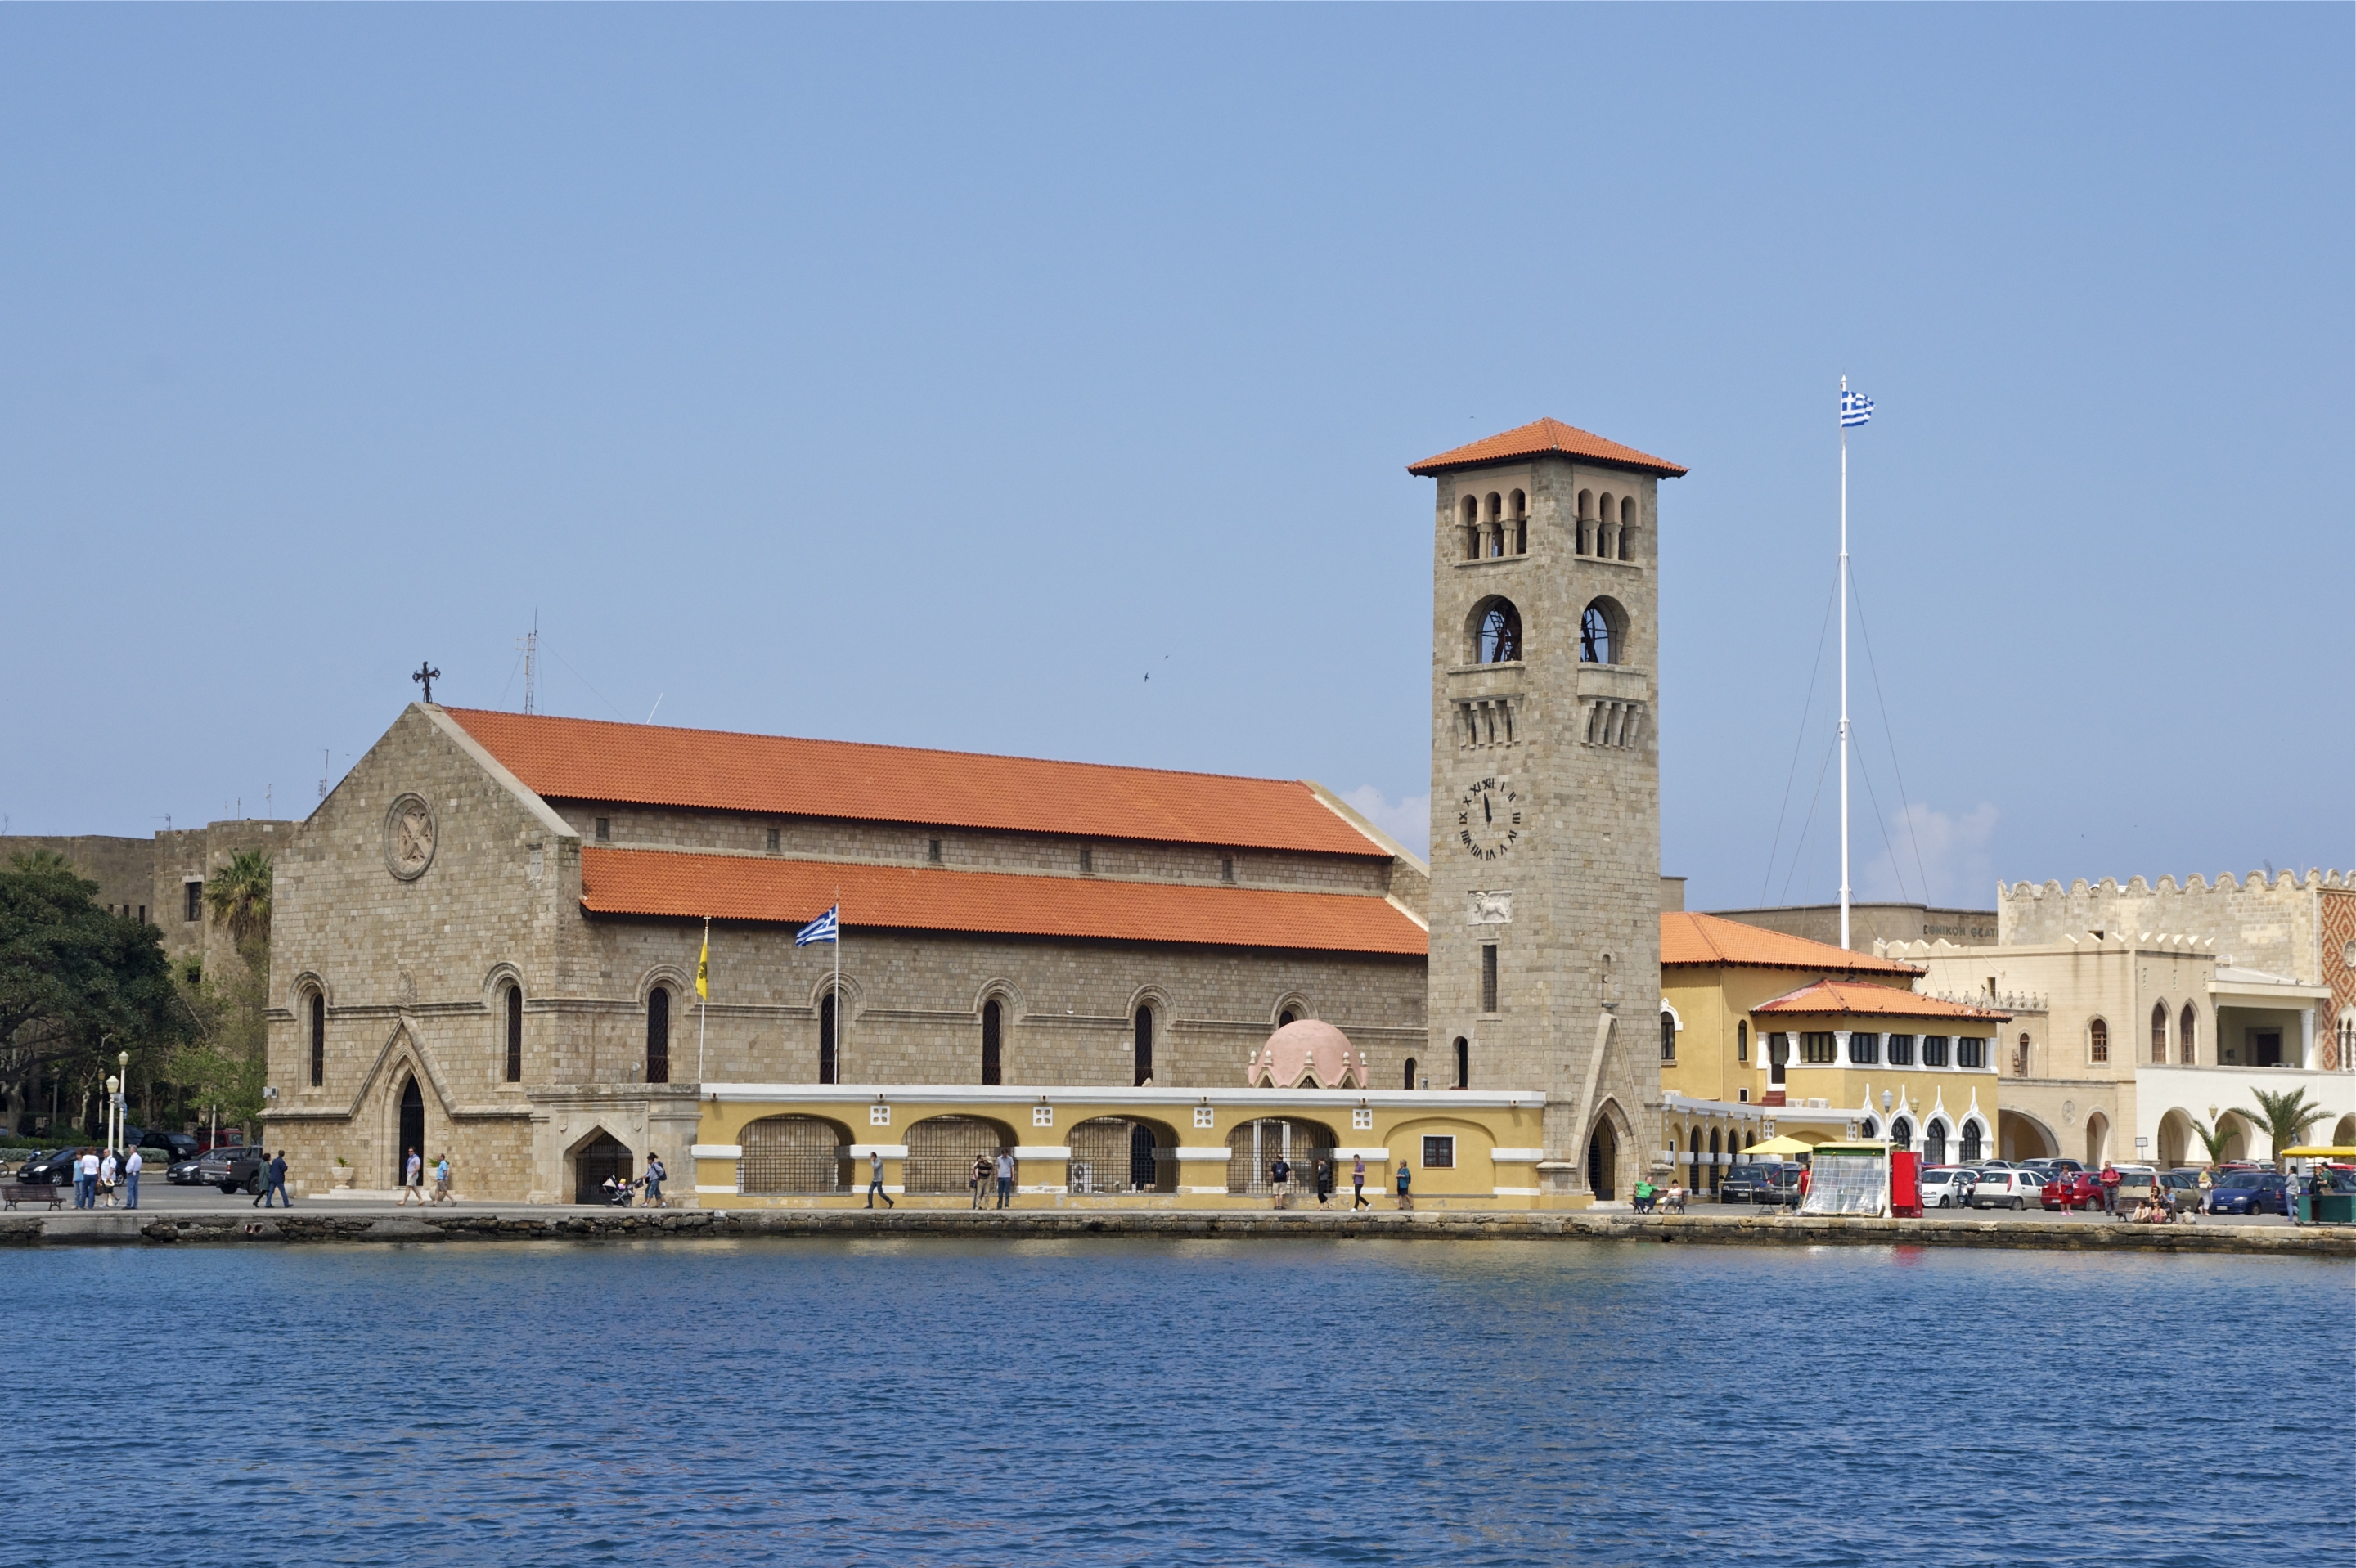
top-left (1661, 911), bottom-right (1923, 976)
top-left (1408, 417), bottom-right (1688, 478)
top-left (443, 708), bottom-right (1390, 858)
top-left (1751, 979), bottom-right (2010, 1022)
top-left (579, 846), bottom-right (1429, 956)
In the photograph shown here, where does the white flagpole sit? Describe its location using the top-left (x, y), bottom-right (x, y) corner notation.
top-left (833, 895), bottom-right (842, 1081)
top-left (1838, 375), bottom-right (1852, 952)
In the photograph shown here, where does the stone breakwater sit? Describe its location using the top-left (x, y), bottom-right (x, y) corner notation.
top-left (4, 1207), bottom-right (2352, 1256)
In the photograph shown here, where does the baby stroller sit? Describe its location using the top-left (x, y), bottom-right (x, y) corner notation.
top-left (599, 1174), bottom-right (642, 1207)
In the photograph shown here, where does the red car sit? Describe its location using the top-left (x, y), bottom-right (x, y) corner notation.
top-left (2043, 1170), bottom-right (2103, 1211)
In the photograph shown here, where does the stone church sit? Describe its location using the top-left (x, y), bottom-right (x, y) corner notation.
top-left (263, 417), bottom-right (1688, 1202)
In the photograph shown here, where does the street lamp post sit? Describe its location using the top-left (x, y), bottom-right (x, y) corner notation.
top-left (116, 1049), bottom-right (129, 1152)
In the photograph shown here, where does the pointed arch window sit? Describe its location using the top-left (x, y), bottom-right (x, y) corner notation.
top-left (1959, 1121), bottom-right (1982, 1164)
top-left (308, 989), bottom-right (326, 1087)
top-left (2151, 1001), bottom-right (2169, 1063)
top-left (645, 987), bottom-right (671, 1084)
top-left (504, 983), bottom-right (523, 1083)
top-left (2180, 1003), bottom-right (2197, 1065)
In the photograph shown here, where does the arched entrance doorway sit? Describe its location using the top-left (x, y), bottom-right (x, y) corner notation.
top-left (2084, 1111), bottom-right (2109, 1166)
top-left (1586, 1118), bottom-right (1619, 1201)
top-left (395, 1076), bottom-right (425, 1185)
top-left (573, 1132), bottom-right (633, 1204)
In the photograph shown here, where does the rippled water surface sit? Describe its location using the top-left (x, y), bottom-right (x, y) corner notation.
top-left (14, 1238), bottom-right (2350, 1566)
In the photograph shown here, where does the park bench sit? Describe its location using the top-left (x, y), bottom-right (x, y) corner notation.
top-left (2, 1184), bottom-right (65, 1211)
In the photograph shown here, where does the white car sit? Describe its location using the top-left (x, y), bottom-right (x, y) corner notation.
top-left (1918, 1166), bottom-right (1974, 1208)
top-left (1968, 1169), bottom-right (2041, 1210)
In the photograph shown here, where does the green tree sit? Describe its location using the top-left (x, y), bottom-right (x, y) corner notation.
top-left (204, 849), bottom-right (274, 958)
top-left (2189, 1109), bottom-right (2241, 1169)
top-left (2239, 1085), bottom-right (2328, 1170)
top-left (0, 851), bottom-right (188, 1134)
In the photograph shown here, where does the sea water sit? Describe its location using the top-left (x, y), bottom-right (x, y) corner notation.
top-left (11, 1239), bottom-right (2349, 1566)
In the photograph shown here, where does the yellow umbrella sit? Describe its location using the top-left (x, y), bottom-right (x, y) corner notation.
top-left (1742, 1134), bottom-right (1818, 1157)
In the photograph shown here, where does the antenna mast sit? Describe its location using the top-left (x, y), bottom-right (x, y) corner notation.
top-left (518, 615), bottom-right (538, 715)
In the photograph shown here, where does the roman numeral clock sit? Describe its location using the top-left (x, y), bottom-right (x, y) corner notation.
top-left (1455, 777), bottom-right (1520, 861)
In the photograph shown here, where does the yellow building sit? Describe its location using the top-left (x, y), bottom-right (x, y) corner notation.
top-left (690, 1083), bottom-right (1559, 1211)
top-left (1659, 913), bottom-right (2009, 1188)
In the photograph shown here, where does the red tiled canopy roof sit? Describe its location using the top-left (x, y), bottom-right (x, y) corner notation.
top-left (1752, 979), bottom-right (2010, 1022)
top-left (1661, 911), bottom-right (1922, 976)
top-left (1408, 417), bottom-right (1688, 478)
top-left (446, 708), bottom-right (1388, 858)
top-left (579, 846), bottom-right (1429, 956)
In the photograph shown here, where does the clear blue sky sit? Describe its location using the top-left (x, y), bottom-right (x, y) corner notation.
top-left (3, 6), bottom-right (2348, 910)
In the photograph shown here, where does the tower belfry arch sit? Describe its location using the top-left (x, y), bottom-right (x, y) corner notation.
top-left (1408, 418), bottom-right (1688, 1200)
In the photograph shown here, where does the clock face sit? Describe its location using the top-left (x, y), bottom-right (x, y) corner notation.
top-left (1455, 777), bottom-right (1522, 860)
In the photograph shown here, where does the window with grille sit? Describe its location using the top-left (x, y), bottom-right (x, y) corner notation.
top-left (1481, 946), bottom-right (1498, 1013)
top-left (1956, 1037), bottom-right (1985, 1069)
top-left (1886, 1034), bottom-right (1915, 1065)
top-left (185, 882), bottom-right (203, 922)
top-left (1800, 1032), bottom-right (1837, 1065)
top-left (1224, 1117), bottom-right (1335, 1195)
top-left (905, 1116), bottom-right (1010, 1194)
top-left (645, 988), bottom-right (671, 1083)
top-left (1922, 1036), bottom-right (1949, 1067)
top-left (2088, 1018), bottom-right (2108, 1064)
top-left (739, 1116), bottom-right (848, 1195)
top-left (1423, 1135), bottom-right (1455, 1169)
top-left (1068, 1117), bottom-right (1166, 1194)
top-left (1959, 1122), bottom-right (1983, 1163)
top-left (1848, 1032), bottom-right (1880, 1065)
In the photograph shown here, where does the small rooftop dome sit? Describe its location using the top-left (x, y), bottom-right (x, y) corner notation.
top-left (1248, 1018), bottom-right (1367, 1090)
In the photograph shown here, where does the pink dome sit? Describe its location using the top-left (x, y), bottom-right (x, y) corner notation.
top-left (1248, 1018), bottom-right (1367, 1090)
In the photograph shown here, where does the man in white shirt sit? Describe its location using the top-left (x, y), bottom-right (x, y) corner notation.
top-left (994, 1149), bottom-right (1015, 1209)
top-left (97, 1149), bottom-right (119, 1208)
top-left (76, 1148), bottom-right (101, 1210)
top-left (124, 1147), bottom-right (143, 1209)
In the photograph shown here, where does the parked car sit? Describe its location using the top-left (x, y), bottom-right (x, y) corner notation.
top-left (1720, 1162), bottom-right (1802, 1206)
top-left (166, 1157), bottom-right (205, 1186)
top-left (2043, 1170), bottom-right (2102, 1211)
top-left (127, 1127), bottom-right (198, 1164)
top-left (1918, 1166), bottom-right (1977, 1209)
top-left (2157, 1170), bottom-right (2204, 1212)
top-left (195, 1145), bottom-right (267, 1195)
top-left (1968, 1170), bottom-right (2040, 1210)
top-left (14, 1148), bottom-right (84, 1186)
top-left (2207, 1170), bottom-right (2291, 1216)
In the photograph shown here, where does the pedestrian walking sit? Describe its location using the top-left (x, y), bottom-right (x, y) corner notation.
top-left (969, 1153), bottom-right (991, 1210)
top-left (398, 1147), bottom-right (425, 1206)
top-left (1351, 1153), bottom-right (1369, 1210)
top-left (1395, 1160), bottom-right (1414, 1211)
top-left (1315, 1157), bottom-right (1334, 1209)
top-left (123, 1146), bottom-right (142, 1210)
top-left (430, 1153), bottom-right (452, 1205)
top-left (74, 1148), bottom-right (98, 1209)
top-left (995, 1149), bottom-right (1015, 1209)
top-left (1270, 1154), bottom-right (1291, 1209)
top-left (257, 1150), bottom-right (292, 1208)
top-left (98, 1148), bottom-right (119, 1209)
top-left (643, 1152), bottom-right (667, 1208)
top-left (866, 1149), bottom-right (895, 1209)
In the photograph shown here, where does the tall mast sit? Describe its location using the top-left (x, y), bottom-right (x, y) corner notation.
top-left (1838, 375), bottom-right (1851, 952)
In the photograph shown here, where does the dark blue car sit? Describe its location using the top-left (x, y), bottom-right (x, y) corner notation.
top-left (2206, 1170), bottom-right (2289, 1215)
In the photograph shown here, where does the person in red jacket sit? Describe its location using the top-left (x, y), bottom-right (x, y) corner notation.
top-left (2098, 1163), bottom-right (2120, 1215)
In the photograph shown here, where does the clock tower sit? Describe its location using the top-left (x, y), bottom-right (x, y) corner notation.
top-left (1408, 418), bottom-right (1688, 1201)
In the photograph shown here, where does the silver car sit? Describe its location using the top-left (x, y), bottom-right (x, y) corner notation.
top-left (1918, 1166), bottom-right (1973, 1209)
top-left (1968, 1169), bottom-right (2041, 1210)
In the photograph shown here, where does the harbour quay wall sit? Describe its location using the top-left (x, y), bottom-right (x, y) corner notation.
top-left (5, 1208), bottom-right (2353, 1258)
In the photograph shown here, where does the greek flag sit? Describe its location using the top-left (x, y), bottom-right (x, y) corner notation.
top-left (1840, 388), bottom-right (1874, 428)
top-left (794, 905), bottom-right (839, 946)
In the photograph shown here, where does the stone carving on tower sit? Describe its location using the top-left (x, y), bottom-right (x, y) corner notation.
top-left (1409, 418), bottom-right (1688, 1202)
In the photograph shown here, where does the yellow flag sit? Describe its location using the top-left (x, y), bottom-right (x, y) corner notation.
top-left (695, 926), bottom-right (710, 999)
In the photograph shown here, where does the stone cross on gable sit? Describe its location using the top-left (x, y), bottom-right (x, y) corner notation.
top-left (413, 661), bottom-right (442, 705)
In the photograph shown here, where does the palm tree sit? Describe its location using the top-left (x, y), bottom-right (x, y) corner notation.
top-left (204, 850), bottom-right (274, 955)
top-left (2189, 1110), bottom-right (2240, 1169)
top-left (2239, 1085), bottom-right (2327, 1170)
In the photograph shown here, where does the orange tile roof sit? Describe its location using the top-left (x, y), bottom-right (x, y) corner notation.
top-left (446, 709), bottom-right (1387, 859)
top-left (1408, 417), bottom-right (1688, 478)
top-left (1752, 979), bottom-right (2010, 1022)
top-left (1661, 911), bottom-right (1922, 975)
top-left (579, 846), bottom-right (1430, 956)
